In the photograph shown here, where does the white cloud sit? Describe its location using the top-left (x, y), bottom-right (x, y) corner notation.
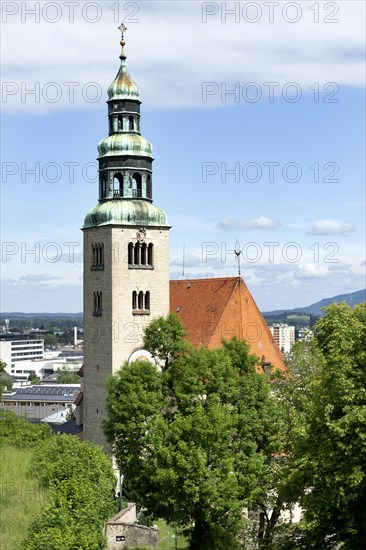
top-left (310, 219), bottom-right (354, 235)
top-left (217, 216), bottom-right (281, 230)
top-left (2, 1), bottom-right (365, 113)
top-left (297, 263), bottom-right (329, 278)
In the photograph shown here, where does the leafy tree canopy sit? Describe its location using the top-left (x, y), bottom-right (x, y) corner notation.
top-left (278, 302), bottom-right (366, 549)
top-left (43, 333), bottom-right (58, 347)
top-left (105, 315), bottom-right (283, 549)
top-left (56, 365), bottom-right (80, 384)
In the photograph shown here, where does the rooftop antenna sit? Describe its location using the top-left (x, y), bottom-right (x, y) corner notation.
top-left (234, 240), bottom-right (241, 277)
top-left (182, 243), bottom-right (185, 278)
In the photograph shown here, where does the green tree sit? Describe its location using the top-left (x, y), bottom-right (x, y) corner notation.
top-left (0, 359), bottom-right (12, 396)
top-left (43, 333), bottom-right (58, 347)
top-left (143, 312), bottom-right (191, 369)
top-left (105, 316), bottom-right (283, 549)
top-left (28, 371), bottom-right (40, 385)
top-left (56, 365), bottom-right (80, 384)
top-left (278, 302), bottom-right (366, 549)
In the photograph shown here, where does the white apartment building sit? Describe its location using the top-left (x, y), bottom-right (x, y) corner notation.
top-left (0, 335), bottom-right (44, 375)
top-left (269, 324), bottom-right (295, 354)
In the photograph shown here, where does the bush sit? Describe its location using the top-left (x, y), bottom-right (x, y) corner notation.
top-left (0, 411), bottom-right (52, 448)
top-left (22, 434), bottom-right (118, 549)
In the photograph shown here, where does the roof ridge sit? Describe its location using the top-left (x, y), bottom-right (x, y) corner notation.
top-left (170, 277), bottom-right (239, 284)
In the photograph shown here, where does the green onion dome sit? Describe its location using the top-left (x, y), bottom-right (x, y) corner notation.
top-left (83, 200), bottom-right (169, 229)
top-left (97, 134), bottom-right (153, 158)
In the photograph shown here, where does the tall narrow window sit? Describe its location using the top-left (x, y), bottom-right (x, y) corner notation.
top-left (148, 243), bottom-right (153, 267)
top-left (138, 291), bottom-right (144, 310)
top-left (145, 291), bottom-right (150, 311)
top-left (117, 115), bottom-right (123, 130)
top-left (113, 173), bottom-right (123, 198)
top-left (141, 243), bottom-right (147, 265)
top-left (146, 175), bottom-right (152, 198)
top-left (131, 173), bottom-right (142, 198)
top-left (132, 291), bottom-right (137, 310)
top-left (129, 115), bottom-right (134, 130)
top-left (91, 243), bottom-right (104, 270)
top-left (93, 291), bottom-right (102, 316)
top-left (134, 242), bottom-right (140, 265)
top-left (128, 242), bottom-right (133, 265)
top-left (101, 176), bottom-right (107, 198)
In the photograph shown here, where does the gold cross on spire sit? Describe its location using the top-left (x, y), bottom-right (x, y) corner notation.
top-left (118, 22), bottom-right (127, 38)
top-left (118, 22), bottom-right (127, 58)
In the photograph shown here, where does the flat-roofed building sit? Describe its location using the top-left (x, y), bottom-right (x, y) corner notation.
top-left (0, 334), bottom-right (44, 375)
top-left (1, 384), bottom-right (80, 421)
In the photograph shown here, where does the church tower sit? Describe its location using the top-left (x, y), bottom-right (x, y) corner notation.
top-left (82, 25), bottom-right (170, 446)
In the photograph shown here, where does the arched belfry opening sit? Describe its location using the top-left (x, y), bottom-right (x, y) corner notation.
top-left (100, 176), bottom-right (107, 199)
top-left (147, 175), bottom-right (152, 199)
top-left (131, 173), bottom-right (142, 198)
top-left (129, 115), bottom-right (134, 131)
top-left (117, 115), bottom-right (123, 130)
top-left (113, 173), bottom-right (124, 198)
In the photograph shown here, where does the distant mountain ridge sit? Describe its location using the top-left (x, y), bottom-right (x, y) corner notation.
top-left (0, 312), bottom-right (83, 319)
top-left (1, 290), bottom-right (365, 319)
top-left (263, 289), bottom-right (366, 317)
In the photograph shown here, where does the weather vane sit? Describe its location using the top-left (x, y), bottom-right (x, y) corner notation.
top-left (234, 240), bottom-right (241, 277)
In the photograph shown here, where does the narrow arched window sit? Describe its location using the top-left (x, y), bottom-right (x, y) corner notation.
top-left (131, 173), bottom-right (142, 198)
top-left (91, 244), bottom-right (96, 267)
top-left (148, 243), bottom-right (153, 267)
top-left (132, 291), bottom-right (137, 310)
top-left (113, 173), bottom-right (123, 198)
top-left (145, 291), bottom-right (150, 311)
top-left (128, 242), bottom-right (133, 265)
top-left (129, 115), bottom-right (134, 130)
top-left (101, 177), bottom-right (107, 198)
top-left (134, 242), bottom-right (140, 265)
top-left (141, 243), bottom-right (147, 265)
top-left (117, 115), bottom-right (123, 130)
top-left (146, 175), bottom-right (152, 199)
top-left (138, 291), bottom-right (144, 309)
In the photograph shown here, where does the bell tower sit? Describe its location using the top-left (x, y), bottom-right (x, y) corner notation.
top-left (82, 25), bottom-right (170, 446)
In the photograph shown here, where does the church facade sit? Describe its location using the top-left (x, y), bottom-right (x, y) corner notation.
top-left (82, 27), bottom-right (170, 446)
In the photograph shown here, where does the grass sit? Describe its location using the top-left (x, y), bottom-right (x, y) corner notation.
top-left (0, 445), bottom-right (49, 550)
top-left (156, 519), bottom-right (188, 549)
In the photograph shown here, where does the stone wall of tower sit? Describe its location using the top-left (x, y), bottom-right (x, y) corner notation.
top-left (83, 224), bottom-right (170, 447)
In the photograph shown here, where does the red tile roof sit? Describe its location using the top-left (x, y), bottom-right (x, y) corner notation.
top-left (170, 277), bottom-right (285, 372)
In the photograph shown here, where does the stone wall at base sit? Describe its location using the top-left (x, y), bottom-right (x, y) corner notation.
top-left (105, 503), bottom-right (159, 550)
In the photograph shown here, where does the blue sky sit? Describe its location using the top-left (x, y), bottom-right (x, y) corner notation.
top-left (1, 0), bottom-right (365, 312)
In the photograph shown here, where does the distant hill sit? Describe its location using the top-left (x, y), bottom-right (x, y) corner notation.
top-left (0, 312), bottom-right (83, 319)
top-left (263, 289), bottom-right (366, 318)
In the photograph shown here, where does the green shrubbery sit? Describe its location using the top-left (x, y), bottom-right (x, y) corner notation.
top-left (0, 412), bottom-right (118, 549)
top-left (22, 434), bottom-right (118, 549)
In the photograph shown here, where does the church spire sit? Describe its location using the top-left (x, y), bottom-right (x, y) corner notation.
top-left (118, 22), bottom-right (127, 59)
top-left (83, 25), bottom-right (170, 229)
